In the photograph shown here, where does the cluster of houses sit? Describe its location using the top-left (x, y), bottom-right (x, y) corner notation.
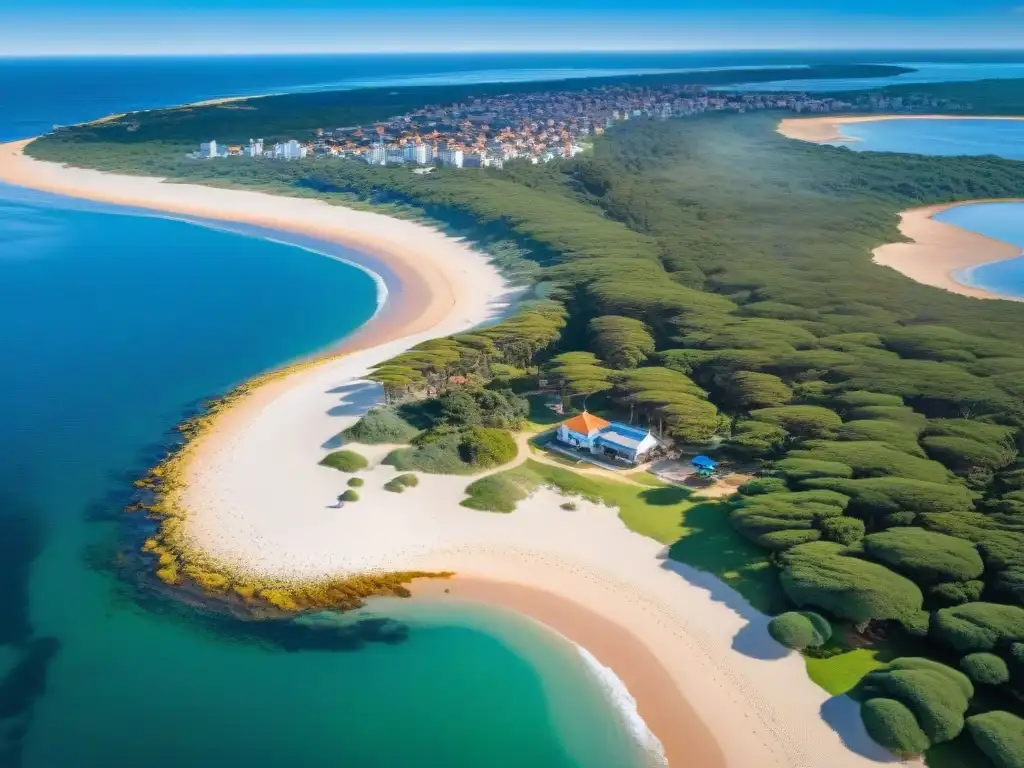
top-left (190, 82), bottom-right (967, 169)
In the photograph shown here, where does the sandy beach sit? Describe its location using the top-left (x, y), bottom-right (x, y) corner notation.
top-left (777, 113), bottom-right (1024, 144)
top-left (0, 137), bottom-right (902, 768)
top-left (872, 200), bottom-right (1024, 301)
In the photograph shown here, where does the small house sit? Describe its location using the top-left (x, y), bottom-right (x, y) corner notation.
top-left (555, 411), bottom-right (660, 465)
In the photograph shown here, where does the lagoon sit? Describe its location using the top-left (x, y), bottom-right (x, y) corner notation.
top-left (829, 118), bottom-right (1024, 161)
top-left (935, 201), bottom-right (1024, 299)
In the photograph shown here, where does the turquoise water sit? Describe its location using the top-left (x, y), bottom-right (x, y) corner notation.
top-left (830, 118), bottom-right (1024, 161)
top-left (935, 201), bottom-right (1024, 299)
top-left (0, 189), bottom-right (655, 766)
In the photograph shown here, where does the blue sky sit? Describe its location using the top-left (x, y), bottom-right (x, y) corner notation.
top-left (3, 0), bottom-right (1024, 55)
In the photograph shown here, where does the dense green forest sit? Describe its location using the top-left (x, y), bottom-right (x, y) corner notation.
top-left (32, 77), bottom-right (1024, 764)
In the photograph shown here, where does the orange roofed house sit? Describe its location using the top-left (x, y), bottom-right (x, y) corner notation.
top-left (555, 411), bottom-right (660, 465)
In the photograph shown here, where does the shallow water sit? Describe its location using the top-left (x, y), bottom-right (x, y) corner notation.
top-left (935, 201), bottom-right (1024, 299)
top-left (830, 118), bottom-right (1024, 162)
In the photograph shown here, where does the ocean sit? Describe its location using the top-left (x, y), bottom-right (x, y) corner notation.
top-left (1, 51), bottom-right (1023, 768)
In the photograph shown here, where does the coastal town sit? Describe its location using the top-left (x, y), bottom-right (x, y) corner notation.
top-left (192, 83), bottom-right (968, 168)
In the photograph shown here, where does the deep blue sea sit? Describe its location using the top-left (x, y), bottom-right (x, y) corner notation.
top-left (1, 51), bottom-right (1023, 767)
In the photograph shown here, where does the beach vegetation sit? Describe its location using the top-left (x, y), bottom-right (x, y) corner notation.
top-left (966, 711), bottom-right (1024, 768)
top-left (461, 474), bottom-right (534, 513)
top-left (588, 315), bottom-right (656, 369)
top-left (931, 602), bottom-right (1024, 654)
top-left (342, 407), bottom-right (420, 444)
top-left (862, 529), bottom-right (984, 585)
top-left (384, 473), bottom-right (420, 493)
top-left (347, 477), bottom-right (364, 488)
top-left (767, 611), bottom-right (832, 649)
top-left (959, 653), bottom-right (1010, 686)
top-left (779, 541), bottom-right (927, 630)
top-left (319, 449), bottom-right (369, 473)
top-left (858, 657), bottom-right (974, 755)
top-left (340, 490), bottom-right (360, 503)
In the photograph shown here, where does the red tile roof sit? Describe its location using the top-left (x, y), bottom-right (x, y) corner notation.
top-left (562, 411), bottom-right (610, 436)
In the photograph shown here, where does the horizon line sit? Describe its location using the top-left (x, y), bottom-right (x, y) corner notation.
top-left (4, 45), bottom-right (1024, 59)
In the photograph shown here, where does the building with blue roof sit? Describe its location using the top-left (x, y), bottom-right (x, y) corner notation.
top-left (555, 411), bottom-right (661, 465)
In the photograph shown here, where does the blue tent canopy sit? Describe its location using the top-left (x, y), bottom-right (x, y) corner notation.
top-left (691, 455), bottom-right (717, 470)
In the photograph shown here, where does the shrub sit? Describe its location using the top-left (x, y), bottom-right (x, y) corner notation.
top-left (780, 541), bottom-right (925, 628)
top-left (384, 473), bottom-right (419, 493)
top-left (819, 516), bottom-right (865, 545)
top-left (342, 408), bottom-right (419, 444)
top-left (767, 611), bottom-right (832, 649)
top-left (861, 698), bottom-right (931, 757)
top-left (932, 602), bottom-right (1024, 654)
top-left (319, 450), bottom-right (369, 473)
top-left (929, 580), bottom-right (984, 607)
top-left (461, 474), bottom-right (530, 513)
top-left (460, 426), bottom-right (517, 469)
top-left (859, 658), bottom-right (973, 750)
top-left (560, 501), bottom-right (577, 510)
top-left (863, 528), bottom-right (984, 584)
top-left (960, 653), bottom-right (1010, 685)
top-left (775, 457), bottom-right (853, 483)
top-left (340, 490), bottom-right (360, 503)
top-left (749, 405), bottom-right (843, 441)
top-left (967, 711), bottom-right (1024, 768)
top-left (730, 489), bottom-right (848, 550)
top-left (737, 476), bottom-right (788, 495)
top-left (789, 441), bottom-right (954, 484)
top-left (837, 419), bottom-right (925, 457)
top-left (347, 477), bottom-right (364, 488)
top-left (384, 431), bottom-right (468, 474)
top-left (835, 391), bottom-right (905, 409)
top-left (800, 476), bottom-right (976, 517)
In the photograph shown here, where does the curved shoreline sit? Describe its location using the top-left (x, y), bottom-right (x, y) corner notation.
top-left (0, 137), bottom-right (899, 768)
top-left (872, 200), bottom-right (1024, 302)
top-left (776, 113), bottom-right (1024, 144)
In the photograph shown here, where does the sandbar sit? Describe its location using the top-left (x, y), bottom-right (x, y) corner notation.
top-left (777, 113), bottom-right (1024, 144)
top-left (873, 200), bottom-right (1024, 301)
top-left (0, 137), bottom-right (900, 767)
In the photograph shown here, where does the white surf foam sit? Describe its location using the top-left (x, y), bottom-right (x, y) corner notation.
top-left (575, 644), bottom-right (668, 767)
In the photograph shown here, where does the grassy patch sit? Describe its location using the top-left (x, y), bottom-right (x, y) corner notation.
top-left (384, 474), bottom-right (419, 493)
top-left (384, 428), bottom-right (516, 475)
top-left (805, 648), bottom-right (889, 696)
top-left (524, 394), bottom-right (569, 431)
top-left (319, 450), bottom-right (368, 473)
top-left (462, 474), bottom-right (536, 513)
top-left (476, 459), bottom-right (782, 613)
top-left (342, 407), bottom-right (419, 444)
